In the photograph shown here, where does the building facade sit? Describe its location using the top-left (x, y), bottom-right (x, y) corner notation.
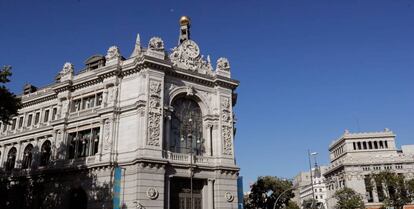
top-left (0, 16), bottom-right (240, 209)
top-left (293, 166), bottom-right (328, 209)
top-left (324, 129), bottom-right (414, 209)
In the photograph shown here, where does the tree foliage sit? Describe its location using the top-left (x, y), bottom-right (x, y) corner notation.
top-left (333, 187), bottom-right (365, 209)
top-left (302, 198), bottom-right (319, 209)
top-left (245, 176), bottom-right (295, 209)
top-left (371, 171), bottom-right (411, 209)
top-left (286, 201), bottom-right (300, 209)
top-left (0, 65), bottom-right (21, 124)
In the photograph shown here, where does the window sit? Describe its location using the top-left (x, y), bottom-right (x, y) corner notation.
top-left (169, 97), bottom-right (204, 155)
top-left (44, 109), bottom-right (50, 122)
top-left (6, 147), bottom-right (17, 171)
top-left (35, 112), bottom-right (40, 124)
top-left (379, 141), bottom-right (384, 149)
top-left (22, 144), bottom-right (34, 169)
top-left (384, 141), bottom-right (388, 148)
top-left (374, 141), bottom-right (378, 149)
top-left (353, 142), bottom-right (356, 150)
top-left (18, 116), bottom-right (24, 128)
top-left (2, 123), bottom-right (7, 132)
top-left (27, 114), bottom-right (33, 126)
top-left (52, 108), bottom-right (57, 120)
top-left (11, 118), bottom-right (17, 130)
top-left (368, 141), bottom-right (373, 149)
top-left (96, 93), bottom-right (103, 106)
top-left (68, 128), bottom-right (100, 159)
top-left (40, 140), bottom-right (52, 166)
top-left (363, 141), bottom-right (367, 150)
top-left (357, 142), bottom-right (361, 150)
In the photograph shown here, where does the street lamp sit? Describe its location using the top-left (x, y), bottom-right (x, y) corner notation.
top-left (273, 184), bottom-right (300, 209)
top-left (180, 117), bottom-right (202, 209)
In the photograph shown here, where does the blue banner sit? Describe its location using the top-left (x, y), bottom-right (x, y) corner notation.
top-left (113, 166), bottom-right (122, 209)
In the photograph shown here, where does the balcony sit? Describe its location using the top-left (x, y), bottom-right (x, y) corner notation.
top-left (162, 151), bottom-right (215, 165)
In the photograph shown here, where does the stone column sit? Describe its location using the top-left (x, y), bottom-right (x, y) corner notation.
top-left (208, 178), bottom-right (215, 209)
top-left (16, 142), bottom-right (22, 168)
top-left (165, 113), bottom-right (171, 151)
top-left (0, 146), bottom-right (5, 167)
top-left (372, 180), bottom-right (379, 203)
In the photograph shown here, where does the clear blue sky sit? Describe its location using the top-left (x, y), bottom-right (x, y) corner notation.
top-left (1, 0), bottom-right (414, 191)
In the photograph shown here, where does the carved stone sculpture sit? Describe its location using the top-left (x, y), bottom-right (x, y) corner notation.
top-left (216, 57), bottom-right (230, 71)
top-left (104, 120), bottom-right (112, 150)
top-left (59, 62), bottom-right (74, 81)
top-left (106, 46), bottom-right (121, 61)
top-left (169, 40), bottom-right (213, 75)
top-left (148, 37), bottom-right (164, 51)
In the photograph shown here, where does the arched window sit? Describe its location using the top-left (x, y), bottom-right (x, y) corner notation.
top-left (22, 144), bottom-right (34, 169)
top-left (6, 147), bottom-right (17, 171)
top-left (374, 141), bottom-right (378, 149)
top-left (40, 140), bottom-right (51, 166)
top-left (170, 97), bottom-right (204, 155)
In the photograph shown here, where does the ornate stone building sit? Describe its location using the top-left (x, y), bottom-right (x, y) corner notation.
top-left (324, 129), bottom-right (414, 209)
top-left (0, 16), bottom-right (240, 209)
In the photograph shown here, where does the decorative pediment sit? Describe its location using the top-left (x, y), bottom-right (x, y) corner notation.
top-left (169, 40), bottom-right (213, 76)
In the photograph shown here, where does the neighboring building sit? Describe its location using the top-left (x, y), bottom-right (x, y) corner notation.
top-left (0, 16), bottom-right (240, 209)
top-left (324, 129), bottom-right (414, 209)
top-left (293, 166), bottom-right (328, 209)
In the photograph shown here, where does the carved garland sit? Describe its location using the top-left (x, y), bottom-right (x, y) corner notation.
top-left (221, 97), bottom-right (233, 155)
top-left (147, 80), bottom-right (162, 146)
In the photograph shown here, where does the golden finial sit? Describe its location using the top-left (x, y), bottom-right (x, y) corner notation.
top-left (179, 16), bottom-right (190, 26)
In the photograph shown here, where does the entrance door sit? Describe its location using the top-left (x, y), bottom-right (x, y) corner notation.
top-left (170, 177), bottom-right (205, 209)
top-left (178, 191), bottom-right (202, 209)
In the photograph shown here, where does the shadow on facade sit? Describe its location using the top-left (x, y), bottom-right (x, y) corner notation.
top-left (0, 140), bottom-right (113, 209)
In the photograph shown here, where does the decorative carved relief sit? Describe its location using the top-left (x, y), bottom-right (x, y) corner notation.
top-left (147, 80), bottom-right (162, 146)
top-left (103, 120), bottom-right (112, 150)
top-left (222, 126), bottom-right (233, 155)
top-left (146, 187), bottom-right (159, 200)
top-left (61, 99), bottom-right (69, 116)
top-left (225, 192), bottom-right (234, 202)
top-left (169, 40), bottom-right (213, 75)
top-left (221, 96), bottom-right (233, 155)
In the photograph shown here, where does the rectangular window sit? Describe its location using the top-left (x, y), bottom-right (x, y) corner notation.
top-left (35, 112), bottom-right (40, 124)
top-left (44, 109), bottom-right (50, 122)
top-left (27, 114), bottom-right (32, 126)
top-left (52, 108), bottom-right (57, 120)
top-left (68, 127), bottom-right (100, 159)
top-left (11, 118), bottom-right (17, 130)
top-left (71, 99), bottom-right (81, 112)
top-left (2, 123), bottom-right (7, 132)
top-left (18, 116), bottom-right (23, 128)
top-left (96, 93), bottom-right (103, 106)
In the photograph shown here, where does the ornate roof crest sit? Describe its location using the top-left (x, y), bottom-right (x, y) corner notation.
top-left (169, 40), bottom-right (213, 75)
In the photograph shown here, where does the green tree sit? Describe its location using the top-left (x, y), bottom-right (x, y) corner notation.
top-left (245, 176), bottom-right (295, 209)
top-left (407, 179), bottom-right (414, 201)
top-left (286, 201), bottom-right (300, 209)
top-left (333, 187), bottom-right (365, 209)
top-left (372, 171), bottom-right (410, 209)
top-left (302, 198), bottom-right (319, 209)
top-left (0, 65), bottom-right (21, 124)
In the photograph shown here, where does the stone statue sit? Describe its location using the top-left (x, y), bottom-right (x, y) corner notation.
top-left (106, 46), bottom-right (121, 61)
top-left (148, 37), bottom-right (164, 51)
top-left (216, 57), bottom-right (230, 71)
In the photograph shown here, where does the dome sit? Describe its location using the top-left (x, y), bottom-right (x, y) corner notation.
top-left (179, 16), bottom-right (190, 26)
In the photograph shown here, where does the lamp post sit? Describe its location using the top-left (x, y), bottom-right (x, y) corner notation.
top-left (273, 184), bottom-right (300, 209)
top-left (180, 117), bottom-right (202, 209)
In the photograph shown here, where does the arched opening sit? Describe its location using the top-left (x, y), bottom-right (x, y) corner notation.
top-left (22, 144), bottom-right (34, 169)
top-left (6, 147), bottom-right (17, 171)
top-left (169, 97), bottom-right (204, 155)
top-left (40, 140), bottom-right (51, 166)
top-left (69, 187), bottom-right (88, 209)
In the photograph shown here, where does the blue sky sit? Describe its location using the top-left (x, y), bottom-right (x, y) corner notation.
top-left (1, 0), bottom-right (414, 190)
